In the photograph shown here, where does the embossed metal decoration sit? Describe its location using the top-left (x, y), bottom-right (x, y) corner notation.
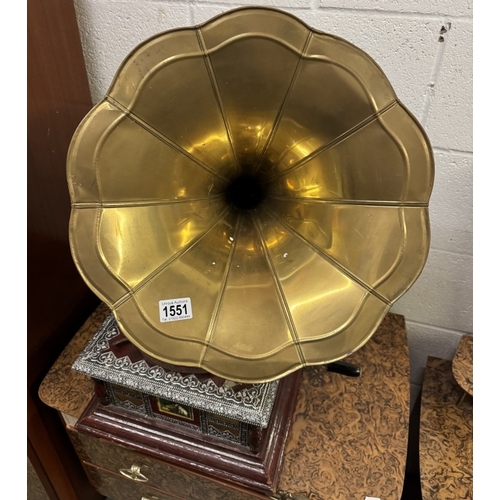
top-left (67, 7), bottom-right (434, 383)
top-left (72, 315), bottom-right (279, 426)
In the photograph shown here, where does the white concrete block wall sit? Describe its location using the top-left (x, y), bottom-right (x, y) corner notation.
top-left (72, 0), bottom-right (473, 402)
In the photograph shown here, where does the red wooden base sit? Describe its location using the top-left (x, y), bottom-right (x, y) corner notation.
top-left (76, 369), bottom-right (302, 495)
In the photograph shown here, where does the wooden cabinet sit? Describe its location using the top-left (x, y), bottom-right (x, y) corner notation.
top-left (69, 428), bottom-right (263, 500)
top-left (80, 464), bottom-right (181, 500)
top-left (40, 305), bottom-right (411, 500)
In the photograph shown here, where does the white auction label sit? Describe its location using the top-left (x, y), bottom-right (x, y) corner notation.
top-left (159, 297), bottom-right (193, 323)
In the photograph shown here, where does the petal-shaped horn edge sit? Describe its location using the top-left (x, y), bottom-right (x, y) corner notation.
top-left (68, 7), bottom-right (434, 383)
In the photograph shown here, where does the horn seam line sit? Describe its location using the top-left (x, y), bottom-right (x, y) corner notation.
top-left (372, 206), bottom-right (408, 290)
top-left (199, 213), bottom-right (242, 365)
top-left (93, 205), bottom-right (132, 301)
top-left (264, 99), bottom-right (399, 184)
top-left (377, 102), bottom-right (412, 202)
top-left (196, 28), bottom-right (241, 175)
top-left (201, 33), bottom-right (311, 57)
top-left (264, 207), bottom-right (392, 306)
top-left (267, 196), bottom-right (428, 207)
top-left (92, 109), bottom-right (122, 209)
top-left (112, 207), bottom-right (232, 309)
top-left (106, 96), bottom-right (230, 182)
top-left (252, 213), bottom-right (307, 366)
top-left (72, 195), bottom-right (225, 209)
top-left (251, 30), bottom-right (313, 175)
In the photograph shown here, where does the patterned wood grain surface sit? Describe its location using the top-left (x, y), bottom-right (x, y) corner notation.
top-left (452, 335), bottom-right (473, 396)
top-left (83, 462), bottom-right (180, 500)
top-left (419, 357), bottom-right (472, 500)
top-left (38, 303), bottom-right (110, 418)
top-left (70, 428), bottom-right (265, 500)
top-left (278, 314), bottom-right (410, 500)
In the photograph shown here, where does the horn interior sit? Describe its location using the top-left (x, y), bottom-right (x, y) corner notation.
top-left (67, 7), bottom-right (434, 383)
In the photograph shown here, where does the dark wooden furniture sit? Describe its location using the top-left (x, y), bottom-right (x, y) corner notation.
top-left (27, 0), bottom-right (102, 498)
top-left (40, 305), bottom-right (411, 500)
top-left (76, 369), bottom-right (301, 494)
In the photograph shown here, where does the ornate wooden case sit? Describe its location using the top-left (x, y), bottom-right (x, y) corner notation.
top-left (72, 314), bottom-right (301, 493)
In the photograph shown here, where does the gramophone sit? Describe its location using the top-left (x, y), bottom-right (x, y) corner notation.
top-left (68, 6), bottom-right (433, 494)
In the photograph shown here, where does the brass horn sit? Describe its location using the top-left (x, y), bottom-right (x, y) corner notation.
top-left (67, 7), bottom-right (433, 383)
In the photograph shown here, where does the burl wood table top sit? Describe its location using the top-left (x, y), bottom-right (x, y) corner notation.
top-left (279, 313), bottom-right (409, 500)
top-left (38, 303), bottom-right (110, 419)
top-left (452, 334), bottom-right (473, 396)
top-left (419, 357), bottom-right (472, 500)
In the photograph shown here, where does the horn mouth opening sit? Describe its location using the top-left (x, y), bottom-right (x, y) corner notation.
top-left (224, 170), bottom-right (269, 212)
top-left (66, 6), bottom-right (434, 383)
